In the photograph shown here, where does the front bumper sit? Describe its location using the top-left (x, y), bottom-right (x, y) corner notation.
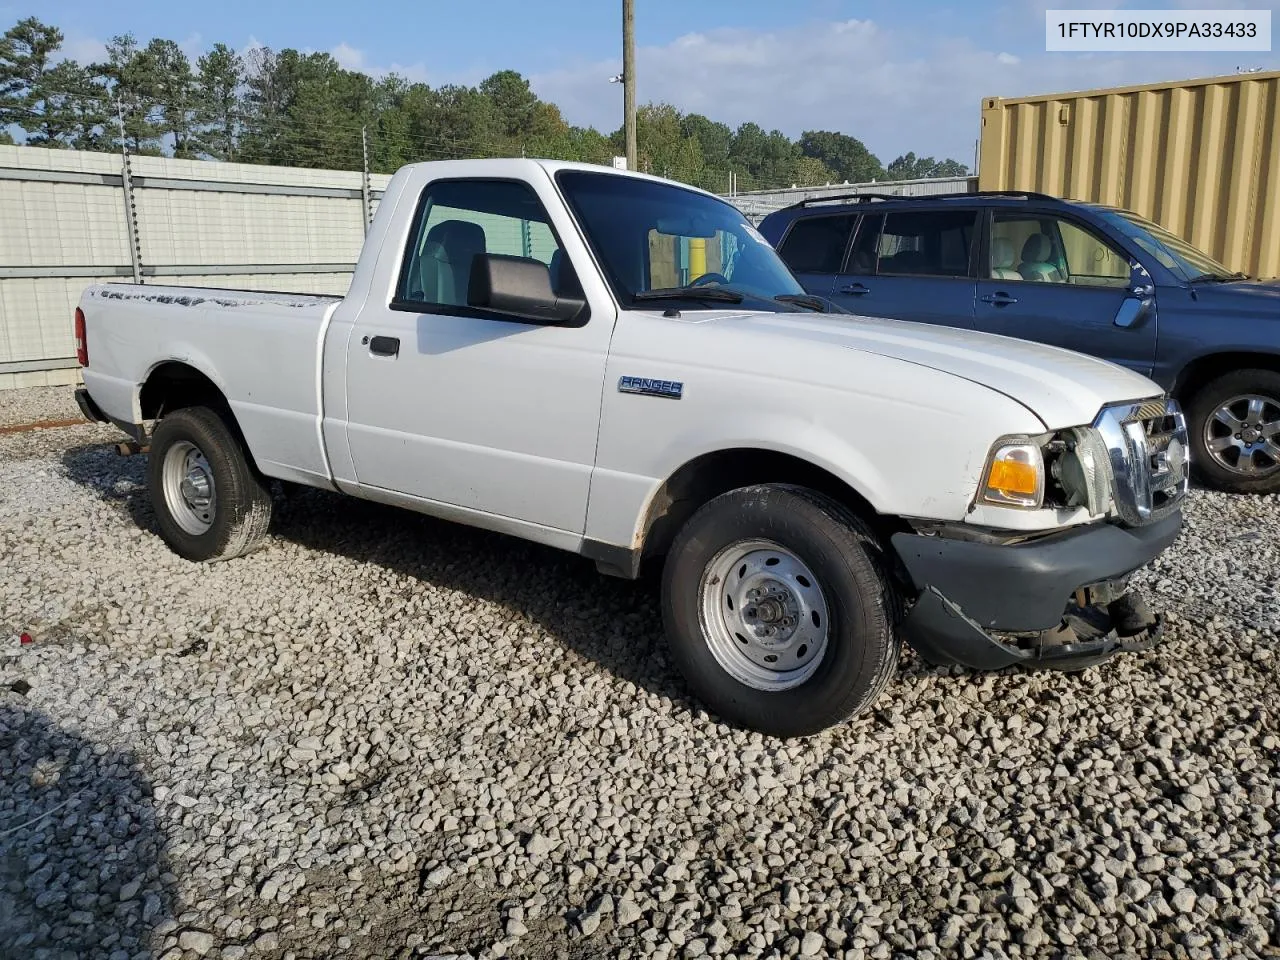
top-left (891, 511), bottom-right (1182, 670)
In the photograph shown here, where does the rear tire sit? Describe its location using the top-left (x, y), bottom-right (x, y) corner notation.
top-left (661, 484), bottom-right (900, 737)
top-left (147, 407), bottom-right (273, 562)
top-left (1186, 369), bottom-right (1280, 494)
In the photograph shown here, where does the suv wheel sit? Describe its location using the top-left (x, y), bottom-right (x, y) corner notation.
top-left (1186, 369), bottom-right (1280, 494)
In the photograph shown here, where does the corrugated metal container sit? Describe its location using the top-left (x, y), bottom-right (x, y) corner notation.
top-left (979, 69), bottom-right (1280, 280)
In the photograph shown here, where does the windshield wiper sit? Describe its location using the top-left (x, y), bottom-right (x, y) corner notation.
top-left (1190, 272), bottom-right (1249, 284)
top-left (633, 285), bottom-right (744, 304)
top-left (774, 294), bottom-right (829, 312)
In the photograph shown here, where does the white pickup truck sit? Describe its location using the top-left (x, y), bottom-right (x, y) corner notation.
top-left (74, 158), bottom-right (1189, 736)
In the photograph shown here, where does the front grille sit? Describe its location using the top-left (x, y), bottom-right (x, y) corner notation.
top-left (1093, 397), bottom-right (1189, 526)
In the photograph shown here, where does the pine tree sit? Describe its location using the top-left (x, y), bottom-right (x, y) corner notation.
top-left (192, 43), bottom-right (241, 161)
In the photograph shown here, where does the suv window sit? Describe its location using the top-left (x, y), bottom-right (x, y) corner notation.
top-left (844, 215), bottom-right (883, 276)
top-left (877, 210), bottom-right (976, 278)
top-left (398, 179), bottom-right (563, 309)
top-left (990, 214), bottom-right (1130, 287)
top-left (777, 215), bottom-right (856, 274)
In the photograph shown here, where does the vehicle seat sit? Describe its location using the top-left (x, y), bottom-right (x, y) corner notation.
top-left (418, 220), bottom-right (487, 306)
top-left (1019, 234), bottom-right (1064, 282)
top-left (990, 237), bottom-right (1022, 280)
top-left (882, 249), bottom-right (929, 274)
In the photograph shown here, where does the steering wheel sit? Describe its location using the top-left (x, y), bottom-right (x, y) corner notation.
top-left (689, 272), bottom-right (731, 287)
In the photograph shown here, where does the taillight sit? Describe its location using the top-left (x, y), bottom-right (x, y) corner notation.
top-left (74, 307), bottom-right (88, 367)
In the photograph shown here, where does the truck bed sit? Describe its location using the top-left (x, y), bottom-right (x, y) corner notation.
top-left (79, 283), bottom-right (342, 488)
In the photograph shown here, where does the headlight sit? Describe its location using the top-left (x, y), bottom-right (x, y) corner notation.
top-left (979, 439), bottom-right (1044, 508)
top-left (1051, 426), bottom-right (1112, 516)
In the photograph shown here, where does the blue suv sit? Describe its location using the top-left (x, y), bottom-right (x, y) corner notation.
top-left (759, 192), bottom-right (1280, 494)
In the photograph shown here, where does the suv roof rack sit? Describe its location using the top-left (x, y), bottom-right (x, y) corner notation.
top-left (782, 189), bottom-right (1062, 210)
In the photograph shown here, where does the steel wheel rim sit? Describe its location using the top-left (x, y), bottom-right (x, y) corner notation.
top-left (161, 440), bottom-right (216, 535)
top-left (698, 539), bottom-right (830, 692)
top-left (1204, 394), bottom-right (1280, 477)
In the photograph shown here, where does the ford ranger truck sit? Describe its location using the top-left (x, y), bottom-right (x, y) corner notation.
top-left (73, 159), bottom-right (1189, 737)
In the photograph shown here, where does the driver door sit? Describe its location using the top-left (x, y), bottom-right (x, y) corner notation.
top-left (973, 210), bottom-right (1157, 376)
top-left (342, 178), bottom-right (613, 535)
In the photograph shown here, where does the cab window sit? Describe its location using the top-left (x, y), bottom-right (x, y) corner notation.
top-left (397, 179), bottom-right (567, 309)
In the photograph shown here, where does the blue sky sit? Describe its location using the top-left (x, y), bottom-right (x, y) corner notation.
top-left (18, 0), bottom-right (1279, 165)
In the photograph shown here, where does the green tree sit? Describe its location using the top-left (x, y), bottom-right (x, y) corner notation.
top-left (0, 17), bottom-right (107, 148)
top-left (144, 38), bottom-right (196, 156)
top-left (932, 158), bottom-right (969, 177)
top-left (798, 130), bottom-right (883, 183)
top-left (789, 155), bottom-right (838, 187)
top-left (239, 46), bottom-right (287, 164)
top-left (98, 33), bottom-right (165, 153)
top-left (729, 122), bottom-right (801, 190)
top-left (479, 70), bottom-right (539, 142)
top-left (885, 152), bottom-right (969, 180)
top-left (192, 43), bottom-right (241, 160)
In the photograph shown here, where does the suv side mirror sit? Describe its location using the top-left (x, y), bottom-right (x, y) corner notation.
top-left (1129, 263), bottom-right (1155, 299)
top-left (1115, 263), bottom-right (1155, 329)
top-left (468, 254), bottom-right (586, 325)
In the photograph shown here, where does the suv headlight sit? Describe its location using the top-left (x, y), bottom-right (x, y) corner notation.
top-left (979, 439), bottom-right (1044, 508)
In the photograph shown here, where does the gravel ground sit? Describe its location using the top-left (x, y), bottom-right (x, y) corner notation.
top-left (0, 386), bottom-right (1277, 960)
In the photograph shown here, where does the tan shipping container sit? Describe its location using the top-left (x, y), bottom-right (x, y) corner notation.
top-left (978, 70), bottom-right (1280, 280)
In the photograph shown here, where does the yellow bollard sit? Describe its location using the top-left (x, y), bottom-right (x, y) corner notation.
top-left (688, 237), bottom-right (706, 282)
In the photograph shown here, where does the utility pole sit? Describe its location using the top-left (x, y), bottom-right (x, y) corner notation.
top-left (623, 0), bottom-right (637, 172)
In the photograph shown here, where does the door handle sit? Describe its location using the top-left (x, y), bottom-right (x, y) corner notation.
top-left (839, 283), bottom-right (870, 296)
top-left (368, 335), bottom-right (400, 357)
top-left (980, 292), bottom-right (1019, 306)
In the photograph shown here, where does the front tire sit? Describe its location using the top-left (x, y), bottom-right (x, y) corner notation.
top-left (147, 407), bottom-right (273, 562)
top-left (1186, 369), bottom-right (1280, 494)
top-left (661, 484), bottom-right (900, 737)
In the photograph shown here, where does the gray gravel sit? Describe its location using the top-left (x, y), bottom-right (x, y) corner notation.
top-left (1, 386), bottom-right (1277, 960)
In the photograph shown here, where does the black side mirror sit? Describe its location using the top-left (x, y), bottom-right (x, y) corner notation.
top-left (468, 253), bottom-right (586, 325)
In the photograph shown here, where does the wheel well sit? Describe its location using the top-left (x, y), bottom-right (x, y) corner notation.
top-left (1173, 352), bottom-right (1280, 404)
top-left (638, 449), bottom-right (903, 568)
top-left (139, 362), bottom-right (230, 421)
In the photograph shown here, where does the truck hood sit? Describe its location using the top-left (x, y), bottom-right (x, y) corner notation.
top-left (698, 309), bottom-right (1164, 430)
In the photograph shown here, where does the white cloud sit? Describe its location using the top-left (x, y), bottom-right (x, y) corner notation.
top-left (530, 16), bottom-right (1255, 164)
top-left (177, 32), bottom-right (203, 60)
top-left (330, 42), bottom-right (365, 71)
top-left (329, 42), bottom-right (429, 84)
top-left (57, 35), bottom-right (107, 65)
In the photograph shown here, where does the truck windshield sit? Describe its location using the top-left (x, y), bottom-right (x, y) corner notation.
top-left (556, 170), bottom-right (805, 309)
top-left (1100, 208), bottom-right (1241, 282)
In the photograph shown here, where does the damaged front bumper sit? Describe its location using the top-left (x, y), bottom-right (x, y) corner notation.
top-left (890, 511), bottom-right (1182, 670)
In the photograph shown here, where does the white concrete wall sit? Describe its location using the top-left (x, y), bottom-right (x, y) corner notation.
top-left (0, 145), bottom-right (390, 390)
